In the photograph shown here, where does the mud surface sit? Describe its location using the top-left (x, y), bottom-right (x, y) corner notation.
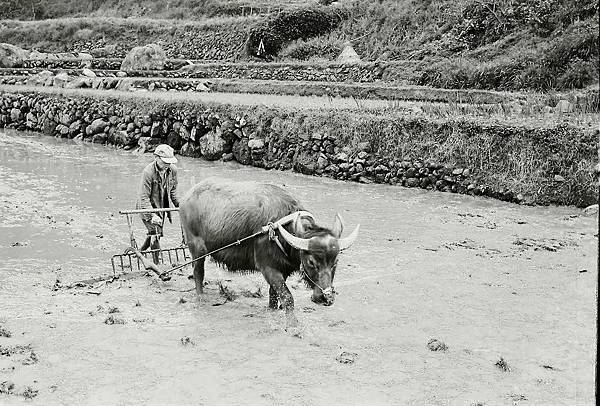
top-left (0, 129), bottom-right (597, 405)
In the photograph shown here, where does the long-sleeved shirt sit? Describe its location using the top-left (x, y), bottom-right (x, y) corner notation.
top-left (136, 161), bottom-right (180, 222)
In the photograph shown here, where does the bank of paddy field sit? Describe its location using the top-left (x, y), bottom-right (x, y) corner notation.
top-left (0, 85), bottom-right (598, 208)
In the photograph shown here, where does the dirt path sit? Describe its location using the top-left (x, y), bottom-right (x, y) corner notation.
top-left (0, 83), bottom-right (404, 111)
top-left (0, 130), bottom-right (597, 405)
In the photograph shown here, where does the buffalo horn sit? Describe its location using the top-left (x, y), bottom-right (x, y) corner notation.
top-left (338, 225), bottom-right (360, 251)
top-left (277, 223), bottom-right (311, 251)
top-left (293, 212), bottom-right (306, 235)
top-left (332, 213), bottom-right (344, 238)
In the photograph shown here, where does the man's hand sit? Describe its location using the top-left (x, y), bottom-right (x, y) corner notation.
top-left (150, 214), bottom-right (162, 226)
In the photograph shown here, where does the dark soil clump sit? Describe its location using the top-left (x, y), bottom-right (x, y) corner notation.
top-left (427, 339), bottom-right (449, 352)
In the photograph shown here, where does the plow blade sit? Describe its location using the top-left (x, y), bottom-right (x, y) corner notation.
top-left (111, 246), bottom-right (191, 276)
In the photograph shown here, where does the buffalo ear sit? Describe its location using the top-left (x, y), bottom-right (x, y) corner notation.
top-left (332, 213), bottom-right (344, 238)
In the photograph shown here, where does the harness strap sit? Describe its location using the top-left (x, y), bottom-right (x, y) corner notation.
top-left (260, 211), bottom-right (314, 233)
top-left (263, 211), bottom-right (313, 257)
top-left (266, 222), bottom-right (288, 257)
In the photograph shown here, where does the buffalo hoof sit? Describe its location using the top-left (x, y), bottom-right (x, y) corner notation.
top-left (311, 294), bottom-right (334, 306)
top-left (268, 302), bottom-right (283, 310)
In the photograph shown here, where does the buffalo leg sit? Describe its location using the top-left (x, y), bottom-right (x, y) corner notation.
top-left (192, 258), bottom-right (205, 295)
top-left (260, 266), bottom-right (297, 327)
top-left (189, 239), bottom-right (207, 295)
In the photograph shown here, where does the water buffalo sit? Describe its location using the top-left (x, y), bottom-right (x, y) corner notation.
top-left (179, 177), bottom-right (359, 326)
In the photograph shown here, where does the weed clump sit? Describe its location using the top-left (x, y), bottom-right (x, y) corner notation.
top-left (104, 315), bottom-right (126, 325)
top-left (180, 336), bottom-right (195, 346)
top-left (495, 357), bottom-right (511, 372)
top-left (218, 281), bottom-right (238, 302)
top-left (427, 338), bottom-right (449, 352)
top-left (21, 386), bottom-right (39, 399)
top-left (0, 381), bottom-right (38, 399)
top-left (0, 326), bottom-right (11, 338)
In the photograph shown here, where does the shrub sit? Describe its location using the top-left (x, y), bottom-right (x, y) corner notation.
top-left (245, 6), bottom-right (349, 58)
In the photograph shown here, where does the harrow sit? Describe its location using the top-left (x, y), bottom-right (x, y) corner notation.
top-left (111, 207), bottom-right (190, 279)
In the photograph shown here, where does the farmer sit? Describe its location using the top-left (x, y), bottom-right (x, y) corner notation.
top-left (136, 144), bottom-right (180, 264)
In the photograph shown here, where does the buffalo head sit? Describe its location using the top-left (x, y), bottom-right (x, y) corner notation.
top-left (278, 213), bottom-right (359, 306)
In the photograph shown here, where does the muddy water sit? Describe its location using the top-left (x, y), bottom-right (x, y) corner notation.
top-left (0, 129), bottom-right (597, 405)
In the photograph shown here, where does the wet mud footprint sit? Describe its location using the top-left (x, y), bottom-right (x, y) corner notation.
top-left (440, 239), bottom-right (502, 258)
top-left (456, 212), bottom-right (498, 229)
top-left (336, 351), bottom-right (358, 364)
top-left (0, 324), bottom-right (40, 399)
top-left (0, 343), bottom-right (38, 366)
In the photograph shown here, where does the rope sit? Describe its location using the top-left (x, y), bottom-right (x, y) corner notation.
top-left (157, 211), bottom-right (313, 279)
top-left (301, 269), bottom-right (333, 296)
top-left (158, 230), bottom-right (264, 277)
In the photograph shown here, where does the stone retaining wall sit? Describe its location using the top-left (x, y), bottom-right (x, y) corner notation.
top-left (0, 60), bottom-right (418, 83)
top-left (0, 91), bottom-right (596, 207)
top-left (19, 59), bottom-right (192, 71)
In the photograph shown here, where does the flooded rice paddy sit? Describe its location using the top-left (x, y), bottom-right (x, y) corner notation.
top-left (0, 129), bottom-right (597, 405)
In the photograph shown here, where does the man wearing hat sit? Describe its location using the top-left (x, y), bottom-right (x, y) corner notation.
top-left (136, 144), bottom-right (180, 263)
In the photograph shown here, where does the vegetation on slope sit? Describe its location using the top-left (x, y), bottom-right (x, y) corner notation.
top-left (0, 0), bottom-right (313, 19)
top-left (0, 0), bottom-right (597, 91)
top-left (281, 0), bottom-right (599, 91)
top-left (0, 17), bottom-right (253, 59)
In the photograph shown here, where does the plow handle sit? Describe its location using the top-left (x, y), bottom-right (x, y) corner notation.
top-left (119, 208), bottom-right (180, 215)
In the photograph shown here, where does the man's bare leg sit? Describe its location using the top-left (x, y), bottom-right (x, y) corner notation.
top-left (140, 236), bottom-right (152, 252)
top-left (150, 235), bottom-right (161, 264)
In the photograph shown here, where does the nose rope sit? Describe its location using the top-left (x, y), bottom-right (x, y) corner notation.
top-left (302, 269), bottom-right (333, 296)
